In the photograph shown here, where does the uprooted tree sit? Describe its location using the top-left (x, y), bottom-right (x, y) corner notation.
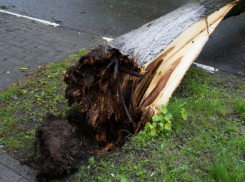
top-left (36, 0), bottom-right (245, 180)
top-left (64, 0), bottom-right (245, 148)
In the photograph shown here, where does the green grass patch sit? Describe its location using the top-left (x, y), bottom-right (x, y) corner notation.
top-left (70, 68), bottom-right (245, 182)
top-left (0, 49), bottom-right (87, 159)
top-left (1, 52), bottom-right (245, 182)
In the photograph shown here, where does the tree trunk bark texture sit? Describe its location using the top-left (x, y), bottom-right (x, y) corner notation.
top-left (64, 0), bottom-right (244, 148)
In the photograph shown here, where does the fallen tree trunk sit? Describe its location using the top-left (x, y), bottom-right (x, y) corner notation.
top-left (64, 0), bottom-right (244, 149)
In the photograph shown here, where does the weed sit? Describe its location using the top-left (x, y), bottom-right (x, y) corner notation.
top-left (0, 6), bottom-right (7, 9)
top-left (5, 137), bottom-right (19, 151)
top-left (208, 150), bottom-right (245, 182)
top-left (88, 157), bottom-right (95, 165)
top-left (145, 104), bottom-right (187, 136)
top-left (235, 98), bottom-right (245, 119)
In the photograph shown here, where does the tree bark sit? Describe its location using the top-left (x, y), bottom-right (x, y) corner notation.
top-left (64, 0), bottom-right (243, 149)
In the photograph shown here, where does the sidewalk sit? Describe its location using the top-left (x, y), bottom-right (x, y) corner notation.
top-left (0, 11), bottom-right (101, 181)
top-left (0, 151), bottom-right (36, 182)
top-left (0, 11), bottom-right (100, 91)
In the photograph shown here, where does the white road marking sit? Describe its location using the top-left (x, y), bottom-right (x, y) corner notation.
top-left (193, 62), bottom-right (218, 73)
top-left (0, 9), bottom-right (59, 27)
top-left (103, 37), bottom-right (114, 42)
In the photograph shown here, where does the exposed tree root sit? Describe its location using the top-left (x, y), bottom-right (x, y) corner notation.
top-left (64, 45), bottom-right (148, 149)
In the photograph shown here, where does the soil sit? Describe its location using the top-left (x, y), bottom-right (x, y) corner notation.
top-left (35, 110), bottom-right (102, 181)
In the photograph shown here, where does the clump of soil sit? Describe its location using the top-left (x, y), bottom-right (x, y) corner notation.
top-left (35, 110), bottom-right (102, 181)
top-left (35, 114), bottom-right (82, 181)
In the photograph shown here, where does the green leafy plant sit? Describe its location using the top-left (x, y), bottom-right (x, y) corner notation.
top-left (145, 104), bottom-right (187, 136)
top-left (20, 90), bottom-right (27, 94)
top-left (88, 157), bottom-right (95, 165)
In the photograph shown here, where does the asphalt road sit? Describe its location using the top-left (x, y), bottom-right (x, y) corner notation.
top-left (1, 0), bottom-right (245, 75)
top-left (0, 0), bottom-right (190, 36)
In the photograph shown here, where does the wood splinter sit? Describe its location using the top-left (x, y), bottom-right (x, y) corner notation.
top-left (108, 55), bottom-right (144, 125)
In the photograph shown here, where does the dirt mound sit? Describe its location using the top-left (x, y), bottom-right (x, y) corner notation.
top-left (35, 114), bottom-right (82, 181)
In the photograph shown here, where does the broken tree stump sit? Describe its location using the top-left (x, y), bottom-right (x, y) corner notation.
top-left (64, 0), bottom-right (244, 149)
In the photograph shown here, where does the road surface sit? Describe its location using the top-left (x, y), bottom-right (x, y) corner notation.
top-left (1, 0), bottom-right (245, 75)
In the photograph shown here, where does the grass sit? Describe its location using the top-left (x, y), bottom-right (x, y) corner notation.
top-left (0, 49), bottom-right (245, 181)
top-left (0, 49), bottom-right (88, 159)
top-left (69, 67), bottom-right (245, 182)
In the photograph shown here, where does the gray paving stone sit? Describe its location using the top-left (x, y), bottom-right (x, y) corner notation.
top-left (6, 31), bottom-right (19, 37)
top-left (4, 57), bottom-right (22, 64)
top-left (39, 57), bottom-right (53, 64)
top-left (1, 154), bottom-right (21, 170)
top-left (45, 50), bottom-right (57, 57)
top-left (37, 44), bottom-right (52, 52)
top-left (0, 170), bottom-right (21, 182)
top-left (18, 177), bottom-right (31, 182)
top-left (0, 163), bottom-right (8, 175)
top-left (1, 44), bottom-right (12, 50)
top-left (1, 61), bottom-right (15, 69)
top-left (2, 49), bottom-right (19, 57)
top-left (17, 41), bottom-right (27, 47)
top-left (6, 37), bottom-right (19, 43)
top-left (22, 43), bottom-right (39, 51)
top-left (0, 76), bottom-right (14, 89)
top-left (22, 54), bottom-right (40, 62)
top-left (0, 54), bottom-right (11, 61)
top-left (10, 46), bottom-right (26, 53)
top-left (0, 151), bottom-right (9, 163)
top-left (19, 166), bottom-right (36, 182)
top-left (0, 155), bottom-right (36, 181)
top-left (33, 48), bottom-right (47, 55)
top-left (4, 71), bottom-right (23, 79)
top-left (0, 42), bottom-right (5, 47)
top-left (13, 37), bottom-right (25, 42)
top-left (0, 69), bottom-right (6, 75)
top-left (11, 67), bottom-right (29, 75)
top-left (32, 38), bottom-right (49, 45)
top-left (0, 10), bottom-right (100, 93)
top-left (0, 84), bottom-right (4, 90)
top-left (15, 52), bottom-right (28, 60)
